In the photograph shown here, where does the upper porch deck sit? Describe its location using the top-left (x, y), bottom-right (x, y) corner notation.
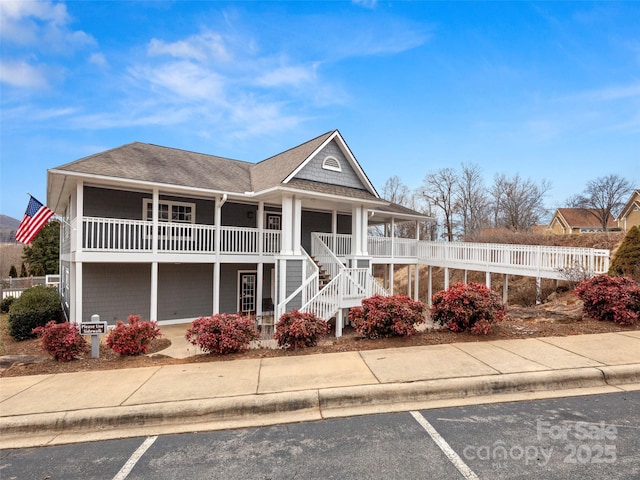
top-left (73, 217), bottom-right (610, 280)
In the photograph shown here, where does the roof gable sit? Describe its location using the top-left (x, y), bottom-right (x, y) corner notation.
top-left (618, 189), bottom-right (640, 219)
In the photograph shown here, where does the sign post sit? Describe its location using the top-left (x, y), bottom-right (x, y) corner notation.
top-left (80, 314), bottom-right (108, 358)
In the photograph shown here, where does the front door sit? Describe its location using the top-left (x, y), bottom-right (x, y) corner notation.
top-left (238, 271), bottom-right (257, 315)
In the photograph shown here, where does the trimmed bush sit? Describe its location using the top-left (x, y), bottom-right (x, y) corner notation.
top-left (106, 315), bottom-right (161, 356)
top-left (33, 321), bottom-right (89, 361)
top-left (574, 274), bottom-right (640, 326)
top-left (185, 314), bottom-right (258, 355)
top-left (431, 282), bottom-right (506, 335)
top-left (349, 295), bottom-right (426, 339)
top-left (1, 296), bottom-right (16, 313)
top-left (275, 310), bottom-right (329, 350)
top-left (609, 226), bottom-right (640, 282)
top-left (8, 286), bottom-right (63, 341)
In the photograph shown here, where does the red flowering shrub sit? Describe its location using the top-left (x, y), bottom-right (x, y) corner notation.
top-left (431, 282), bottom-right (506, 335)
top-left (185, 314), bottom-right (258, 355)
top-left (32, 321), bottom-right (89, 362)
top-left (574, 274), bottom-right (640, 325)
top-left (106, 315), bottom-right (161, 356)
top-left (275, 310), bottom-right (329, 350)
top-left (349, 295), bottom-right (426, 339)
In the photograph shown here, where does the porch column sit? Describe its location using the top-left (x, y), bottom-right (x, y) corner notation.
top-left (293, 196), bottom-right (302, 255)
top-left (257, 262), bottom-right (264, 317)
top-left (150, 262), bottom-right (158, 321)
top-left (444, 267), bottom-right (450, 290)
top-left (257, 201), bottom-right (264, 255)
top-left (74, 180), bottom-right (84, 256)
top-left (486, 271), bottom-right (491, 289)
top-left (463, 270), bottom-right (468, 283)
top-left (213, 194), bottom-right (226, 314)
top-left (388, 263), bottom-right (394, 294)
top-left (351, 205), bottom-right (364, 256)
top-left (414, 263), bottom-right (420, 301)
top-left (73, 262), bottom-right (82, 323)
top-left (152, 188), bottom-right (159, 254)
top-left (332, 209), bottom-right (338, 252)
top-left (73, 181), bottom-right (83, 323)
top-left (503, 274), bottom-right (509, 305)
top-left (407, 265), bottom-right (412, 297)
top-left (427, 266), bottom-right (433, 309)
top-left (281, 195), bottom-right (294, 255)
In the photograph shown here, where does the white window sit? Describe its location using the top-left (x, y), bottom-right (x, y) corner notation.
top-left (322, 155), bottom-right (342, 172)
top-left (143, 199), bottom-right (195, 223)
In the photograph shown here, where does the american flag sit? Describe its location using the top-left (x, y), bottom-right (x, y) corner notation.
top-left (15, 196), bottom-right (54, 245)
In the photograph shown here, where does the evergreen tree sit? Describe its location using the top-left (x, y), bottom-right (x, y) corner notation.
top-left (22, 221), bottom-right (60, 276)
top-left (9, 265), bottom-right (17, 278)
top-left (20, 263), bottom-right (27, 277)
top-left (608, 226), bottom-right (640, 281)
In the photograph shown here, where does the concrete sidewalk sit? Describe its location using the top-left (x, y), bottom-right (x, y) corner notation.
top-left (2, 331), bottom-right (640, 448)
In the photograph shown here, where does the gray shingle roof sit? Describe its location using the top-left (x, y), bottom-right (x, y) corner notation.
top-left (55, 142), bottom-right (254, 193)
top-left (50, 131), bottom-right (428, 219)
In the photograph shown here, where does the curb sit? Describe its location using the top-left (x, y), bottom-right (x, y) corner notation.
top-left (2, 365), bottom-right (639, 446)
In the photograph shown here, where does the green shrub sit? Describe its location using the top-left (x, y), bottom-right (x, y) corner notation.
top-left (33, 321), bottom-right (89, 361)
top-left (1, 296), bottom-right (16, 313)
top-left (349, 295), bottom-right (426, 339)
top-left (609, 226), bottom-right (640, 281)
top-left (431, 282), bottom-right (506, 335)
top-left (275, 310), bottom-right (329, 350)
top-left (185, 314), bottom-right (258, 355)
top-left (8, 286), bottom-right (63, 341)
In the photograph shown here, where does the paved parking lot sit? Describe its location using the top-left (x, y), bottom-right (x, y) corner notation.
top-left (2, 391), bottom-right (639, 479)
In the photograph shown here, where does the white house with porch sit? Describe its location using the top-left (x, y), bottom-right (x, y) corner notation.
top-left (47, 130), bottom-right (610, 336)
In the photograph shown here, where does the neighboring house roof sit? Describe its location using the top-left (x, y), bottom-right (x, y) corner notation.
top-left (617, 189), bottom-right (640, 220)
top-left (552, 208), bottom-right (616, 229)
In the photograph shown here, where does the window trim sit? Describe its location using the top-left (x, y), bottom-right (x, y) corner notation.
top-left (143, 199), bottom-right (196, 224)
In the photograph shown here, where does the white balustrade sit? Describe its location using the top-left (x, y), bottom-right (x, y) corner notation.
top-left (81, 217), bottom-right (281, 255)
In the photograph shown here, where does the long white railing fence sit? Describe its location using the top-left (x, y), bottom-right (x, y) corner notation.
top-left (82, 217), bottom-right (282, 255)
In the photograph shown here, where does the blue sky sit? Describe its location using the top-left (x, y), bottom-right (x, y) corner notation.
top-left (1, 0), bottom-right (638, 221)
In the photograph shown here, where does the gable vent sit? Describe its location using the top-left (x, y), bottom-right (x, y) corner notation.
top-left (322, 156), bottom-right (342, 172)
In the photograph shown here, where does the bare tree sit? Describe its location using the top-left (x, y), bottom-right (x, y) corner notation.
top-left (576, 174), bottom-right (632, 231)
top-left (490, 174), bottom-right (551, 231)
top-left (455, 163), bottom-right (489, 239)
top-left (422, 168), bottom-right (458, 241)
top-left (381, 175), bottom-right (410, 206)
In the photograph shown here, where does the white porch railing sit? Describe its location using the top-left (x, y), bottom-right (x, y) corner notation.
top-left (366, 236), bottom-right (609, 280)
top-left (311, 233), bottom-right (345, 279)
top-left (315, 232), bottom-right (351, 257)
top-left (82, 217), bottom-right (281, 255)
top-left (276, 249), bottom-right (319, 319)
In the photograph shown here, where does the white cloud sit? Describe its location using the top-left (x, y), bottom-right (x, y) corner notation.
top-left (0, 60), bottom-right (48, 88)
top-left (255, 64), bottom-right (317, 88)
top-left (89, 52), bottom-right (108, 68)
top-left (147, 32), bottom-right (230, 63)
top-left (0, 0), bottom-right (94, 51)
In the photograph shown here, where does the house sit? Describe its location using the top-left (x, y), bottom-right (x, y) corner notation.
top-left (548, 208), bottom-right (617, 234)
top-left (47, 130), bottom-right (429, 335)
top-left (617, 189), bottom-right (640, 232)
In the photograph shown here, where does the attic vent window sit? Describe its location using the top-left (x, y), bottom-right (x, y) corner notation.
top-left (322, 156), bottom-right (342, 172)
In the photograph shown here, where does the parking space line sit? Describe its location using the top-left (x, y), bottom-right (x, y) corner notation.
top-left (410, 411), bottom-right (479, 480)
top-left (112, 436), bottom-right (158, 480)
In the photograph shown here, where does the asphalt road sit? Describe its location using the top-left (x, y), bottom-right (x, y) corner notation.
top-left (2, 391), bottom-right (639, 480)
